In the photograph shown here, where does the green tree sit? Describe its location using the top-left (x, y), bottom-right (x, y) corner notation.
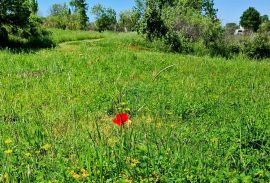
top-left (119, 10), bottom-right (138, 32)
top-left (0, 0), bottom-right (31, 28)
top-left (49, 3), bottom-right (69, 16)
top-left (140, 0), bottom-right (168, 40)
top-left (0, 0), bottom-right (53, 48)
top-left (259, 22), bottom-right (270, 33)
top-left (133, 0), bottom-right (145, 31)
top-left (224, 23), bottom-right (239, 35)
top-left (240, 7), bottom-right (261, 32)
top-left (29, 0), bottom-right (38, 14)
top-left (180, 0), bottom-right (203, 11)
top-left (0, 0), bottom-right (31, 45)
top-left (91, 4), bottom-right (117, 32)
top-left (70, 0), bottom-right (88, 30)
top-left (261, 15), bottom-right (269, 23)
top-left (202, 0), bottom-right (217, 21)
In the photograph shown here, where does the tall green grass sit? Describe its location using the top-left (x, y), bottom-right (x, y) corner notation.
top-left (50, 28), bottom-right (104, 43)
top-left (0, 29), bottom-right (269, 182)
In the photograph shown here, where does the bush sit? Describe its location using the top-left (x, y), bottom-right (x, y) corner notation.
top-left (243, 33), bottom-right (270, 59)
top-left (0, 27), bottom-right (9, 47)
top-left (3, 15), bottom-right (55, 49)
top-left (43, 16), bottom-right (67, 30)
top-left (139, 0), bottom-right (168, 41)
top-left (25, 15), bottom-right (55, 48)
top-left (91, 4), bottom-right (117, 32)
top-left (259, 22), bottom-right (270, 33)
top-left (43, 15), bottom-right (81, 30)
top-left (162, 31), bottom-right (182, 52)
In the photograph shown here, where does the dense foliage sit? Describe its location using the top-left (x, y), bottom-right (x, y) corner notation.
top-left (44, 1), bottom-right (88, 31)
top-left (0, 0), bottom-right (53, 48)
top-left (118, 10), bottom-right (138, 32)
top-left (29, 0), bottom-right (38, 14)
top-left (70, 0), bottom-right (88, 30)
top-left (91, 4), bottom-right (117, 32)
top-left (224, 23), bottom-right (239, 35)
top-left (240, 7), bottom-right (261, 32)
top-left (135, 1), bottom-right (270, 59)
top-left (243, 33), bottom-right (270, 59)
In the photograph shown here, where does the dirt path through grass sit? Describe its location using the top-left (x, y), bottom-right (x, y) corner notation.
top-left (58, 38), bottom-right (104, 47)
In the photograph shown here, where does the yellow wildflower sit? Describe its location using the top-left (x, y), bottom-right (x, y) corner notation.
top-left (70, 170), bottom-right (81, 180)
top-left (131, 159), bottom-right (139, 167)
top-left (41, 144), bottom-right (51, 151)
top-left (211, 137), bottom-right (219, 145)
top-left (81, 169), bottom-right (90, 178)
top-left (126, 157), bottom-right (140, 167)
top-left (145, 116), bottom-right (153, 124)
top-left (4, 149), bottom-right (13, 154)
top-left (25, 152), bottom-right (31, 157)
top-left (125, 179), bottom-right (133, 183)
top-left (4, 139), bottom-right (12, 145)
top-left (156, 123), bottom-right (161, 129)
top-left (126, 120), bottom-right (132, 128)
top-left (3, 172), bottom-right (9, 182)
top-left (108, 137), bottom-right (119, 147)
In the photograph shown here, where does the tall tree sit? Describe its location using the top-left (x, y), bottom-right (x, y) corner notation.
top-left (0, 0), bottom-right (52, 48)
top-left (140, 0), bottom-right (168, 40)
top-left (49, 3), bottom-right (69, 16)
top-left (261, 15), bottom-right (269, 23)
top-left (0, 0), bottom-right (30, 45)
top-left (133, 0), bottom-right (145, 31)
top-left (0, 0), bottom-right (31, 27)
top-left (29, 0), bottom-right (38, 14)
top-left (70, 0), bottom-right (88, 30)
top-left (180, 0), bottom-right (203, 12)
top-left (119, 10), bottom-right (138, 32)
top-left (91, 4), bottom-right (117, 32)
top-left (202, 0), bottom-right (217, 21)
top-left (240, 7), bottom-right (261, 32)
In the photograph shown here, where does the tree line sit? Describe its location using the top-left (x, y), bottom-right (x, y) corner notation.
top-left (1, 0), bottom-right (270, 59)
top-left (44, 0), bottom-right (140, 32)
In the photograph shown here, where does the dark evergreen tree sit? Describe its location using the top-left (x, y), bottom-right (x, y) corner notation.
top-left (139, 0), bottom-right (168, 40)
top-left (261, 15), bottom-right (269, 23)
top-left (70, 0), bottom-right (88, 30)
top-left (29, 0), bottom-right (38, 14)
top-left (202, 0), bottom-right (218, 21)
top-left (0, 0), bottom-right (31, 27)
top-left (240, 7), bottom-right (261, 32)
top-left (0, 0), bottom-right (31, 45)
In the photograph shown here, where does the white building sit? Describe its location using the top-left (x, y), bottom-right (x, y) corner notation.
top-left (234, 26), bottom-right (245, 35)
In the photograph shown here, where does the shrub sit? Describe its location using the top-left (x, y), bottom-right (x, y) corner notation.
top-left (43, 16), bottom-right (67, 30)
top-left (91, 4), bottom-right (117, 32)
top-left (162, 31), bottom-right (182, 52)
top-left (243, 33), bottom-right (270, 59)
top-left (259, 22), bottom-right (270, 33)
top-left (139, 0), bottom-right (168, 41)
top-left (162, 4), bottom-right (224, 56)
top-left (0, 27), bottom-right (9, 47)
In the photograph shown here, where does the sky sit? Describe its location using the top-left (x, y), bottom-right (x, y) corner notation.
top-left (38, 0), bottom-right (270, 25)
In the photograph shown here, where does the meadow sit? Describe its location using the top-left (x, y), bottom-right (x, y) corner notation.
top-left (0, 29), bottom-right (270, 182)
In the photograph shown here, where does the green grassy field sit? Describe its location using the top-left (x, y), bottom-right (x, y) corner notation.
top-left (0, 29), bottom-right (270, 182)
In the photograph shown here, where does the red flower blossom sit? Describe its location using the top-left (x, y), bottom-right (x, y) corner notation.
top-left (113, 113), bottom-right (129, 126)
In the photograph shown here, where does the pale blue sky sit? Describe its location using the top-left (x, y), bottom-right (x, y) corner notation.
top-left (38, 0), bottom-right (270, 24)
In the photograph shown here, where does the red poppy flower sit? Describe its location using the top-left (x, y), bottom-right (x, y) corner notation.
top-left (113, 113), bottom-right (129, 126)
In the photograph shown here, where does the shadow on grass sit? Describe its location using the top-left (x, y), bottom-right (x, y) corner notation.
top-left (0, 37), bottom-right (56, 54)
